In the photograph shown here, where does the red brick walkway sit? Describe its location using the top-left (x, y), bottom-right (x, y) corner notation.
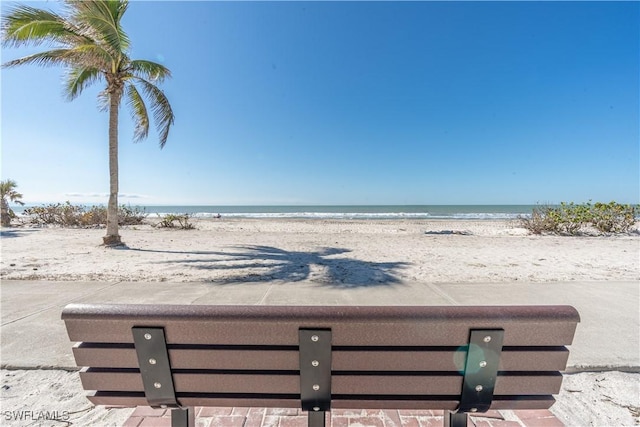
top-left (123, 407), bottom-right (564, 427)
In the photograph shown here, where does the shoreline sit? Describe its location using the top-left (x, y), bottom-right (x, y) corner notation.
top-left (1, 218), bottom-right (638, 283)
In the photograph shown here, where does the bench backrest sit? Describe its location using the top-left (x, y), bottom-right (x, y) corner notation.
top-left (62, 304), bottom-right (579, 412)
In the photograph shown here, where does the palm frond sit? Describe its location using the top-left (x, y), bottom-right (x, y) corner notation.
top-left (125, 84), bottom-right (150, 142)
top-left (97, 89), bottom-right (110, 112)
top-left (2, 49), bottom-right (77, 68)
top-left (129, 60), bottom-right (171, 83)
top-left (1, 4), bottom-right (92, 48)
top-left (70, 0), bottom-right (130, 62)
top-left (64, 67), bottom-right (103, 100)
top-left (3, 44), bottom-right (112, 70)
top-left (71, 43), bottom-right (115, 69)
top-left (0, 179), bottom-right (24, 204)
top-left (136, 78), bottom-right (175, 149)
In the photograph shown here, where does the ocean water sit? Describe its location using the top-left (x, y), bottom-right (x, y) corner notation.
top-left (14, 204), bottom-right (536, 220)
top-left (136, 205), bottom-right (535, 220)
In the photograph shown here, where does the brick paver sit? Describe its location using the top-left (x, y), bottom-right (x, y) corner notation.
top-left (123, 407), bottom-right (566, 427)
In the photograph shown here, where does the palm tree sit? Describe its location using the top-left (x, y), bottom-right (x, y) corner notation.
top-left (1, 0), bottom-right (174, 245)
top-left (0, 179), bottom-right (25, 227)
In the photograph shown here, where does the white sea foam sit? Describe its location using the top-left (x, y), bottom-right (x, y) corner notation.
top-left (148, 211), bottom-right (526, 220)
top-left (15, 204), bottom-right (533, 221)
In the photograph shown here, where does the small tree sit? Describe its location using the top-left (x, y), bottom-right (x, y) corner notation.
top-left (0, 179), bottom-right (25, 226)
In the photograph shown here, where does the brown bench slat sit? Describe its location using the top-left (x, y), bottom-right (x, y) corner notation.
top-left (333, 374), bottom-right (563, 396)
top-left (72, 345), bottom-right (570, 372)
top-left (79, 370), bottom-right (562, 396)
top-left (63, 304), bottom-right (580, 346)
top-left (85, 393), bottom-right (556, 411)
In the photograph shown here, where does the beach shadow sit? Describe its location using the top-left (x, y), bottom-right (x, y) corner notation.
top-left (0, 229), bottom-right (40, 239)
top-left (133, 245), bottom-right (409, 288)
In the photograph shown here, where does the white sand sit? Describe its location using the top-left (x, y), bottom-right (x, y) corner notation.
top-left (1, 219), bottom-right (638, 283)
top-left (1, 369), bottom-right (133, 427)
top-left (1, 218), bottom-right (639, 426)
top-left (552, 371), bottom-right (640, 426)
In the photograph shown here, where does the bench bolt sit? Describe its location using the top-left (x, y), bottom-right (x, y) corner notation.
top-left (312, 360), bottom-right (319, 367)
top-left (483, 336), bottom-right (492, 343)
top-left (313, 407), bottom-right (320, 412)
top-left (154, 382), bottom-right (162, 389)
top-left (311, 335), bottom-right (319, 342)
top-left (479, 361), bottom-right (487, 368)
top-left (313, 384), bottom-right (320, 391)
top-left (149, 358), bottom-right (157, 365)
top-left (144, 333), bottom-right (152, 340)
top-left (475, 385), bottom-right (483, 392)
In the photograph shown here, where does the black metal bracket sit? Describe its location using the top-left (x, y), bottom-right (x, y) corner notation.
top-left (132, 327), bottom-right (181, 409)
top-left (456, 329), bottom-right (504, 414)
top-left (299, 328), bottom-right (332, 427)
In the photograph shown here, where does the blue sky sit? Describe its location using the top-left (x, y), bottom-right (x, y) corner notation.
top-left (1, 1), bottom-right (638, 206)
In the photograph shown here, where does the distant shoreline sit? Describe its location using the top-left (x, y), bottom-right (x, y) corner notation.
top-left (14, 204), bottom-right (539, 220)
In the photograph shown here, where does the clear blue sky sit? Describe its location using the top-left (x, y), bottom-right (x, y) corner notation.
top-left (1, 1), bottom-right (638, 206)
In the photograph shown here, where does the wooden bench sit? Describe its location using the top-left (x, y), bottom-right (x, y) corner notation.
top-left (61, 304), bottom-right (580, 427)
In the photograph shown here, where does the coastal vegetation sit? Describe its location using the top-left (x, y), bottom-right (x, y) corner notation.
top-left (1, 0), bottom-right (175, 246)
top-left (23, 202), bottom-right (147, 227)
top-left (19, 202), bottom-right (197, 230)
top-left (520, 201), bottom-right (638, 235)
top-left (0, 179), bottom-right (25, 227)
top-left (155, 213), bottom-right (196, 230)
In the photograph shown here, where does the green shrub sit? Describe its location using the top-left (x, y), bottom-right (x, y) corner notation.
top-left (590, 201), bottom-right (638, 233)
top-left (118, 205), bottom-right (148, 225)
top-left (555, 202), bottom-right (593, 235)
top-left (519, 205), bottom-right (558, 235)
top-left (520, 201), bottom-right (639, 235)
top-left (23, 202), bottom-right (83, 226)
top-left (156, 213), bottom-right (195, 230)
top-left (23, 202), bottom-right (147, 227)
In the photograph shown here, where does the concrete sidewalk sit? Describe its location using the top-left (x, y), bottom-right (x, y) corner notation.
top-left (2, 280), bottom-right (638, 370)
top-left (1, 280), bottom-right (638, 427)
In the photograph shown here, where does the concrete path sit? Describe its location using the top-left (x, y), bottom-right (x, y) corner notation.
top-left (2, 280), bottom-right (638, 370)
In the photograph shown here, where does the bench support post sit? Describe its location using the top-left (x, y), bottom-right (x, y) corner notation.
top-left (444, 411), bottom-right (468, 427)
top-left (171, 407), bottom-right (195, 427)
top-left (299, 329), bottom-right (332, 427)
top-left (308, 410), bottom-right (326, 427)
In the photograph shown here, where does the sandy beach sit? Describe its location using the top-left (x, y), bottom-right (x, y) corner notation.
top-left (1, 218), bottom-right (639, 426)
top-left (1, 219), bottom-right (638, 284)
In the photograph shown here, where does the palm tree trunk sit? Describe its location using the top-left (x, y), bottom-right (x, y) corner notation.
top-left (103, 88), bottom-right (122, 246)
top-left (1, 198), bottom-right (10, 227)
